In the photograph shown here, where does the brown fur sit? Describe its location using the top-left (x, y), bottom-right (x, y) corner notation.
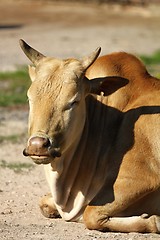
top-left (20, 40), bottom-right (160, 233)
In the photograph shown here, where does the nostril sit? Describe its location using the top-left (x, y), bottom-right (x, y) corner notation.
top-left (42, 138), bottom-right (51, 148)
top-left (23, 148), bottom-right (29, 156)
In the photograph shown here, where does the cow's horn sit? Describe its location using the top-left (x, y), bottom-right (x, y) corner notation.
top-left (82, 47), bottom-right (101, 70)
top-left (19, 39), bottom-right (45, 65)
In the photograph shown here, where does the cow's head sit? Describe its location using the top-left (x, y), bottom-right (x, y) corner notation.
top-left (20, 40), bottom-right (128, 165)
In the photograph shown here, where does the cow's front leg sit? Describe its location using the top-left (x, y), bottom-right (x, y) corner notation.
top-left (39, 193), bottom-right (60, 218)
top-left (83, 206), bottom-right (160, 233)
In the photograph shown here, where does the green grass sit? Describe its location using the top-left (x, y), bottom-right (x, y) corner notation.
top-left (0, 68), bottom-right (30, 107)
top-left (0, 133), bottom-right (26, 144)
top-left (0, 160), bottom-right (34, 173)
top-left (140, 50), bottom-right (160, 78)
top-left (140, 50), bottom-right (160, 65)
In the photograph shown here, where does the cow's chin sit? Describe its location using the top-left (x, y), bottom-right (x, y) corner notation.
top-left (30, 156), bottom-right (54, 165)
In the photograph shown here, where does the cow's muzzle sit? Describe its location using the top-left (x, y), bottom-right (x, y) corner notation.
top-left (23, 136), bottom-right (61, 164)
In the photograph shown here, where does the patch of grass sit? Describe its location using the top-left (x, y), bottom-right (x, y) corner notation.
top-left (0, 68), bottom-right (30, 107)
top-left (0, 133), bottom-right (26, 144)
top-left (156, 73), bottom-right (160, 79)
top-left (140, 50), bottom-right (160, 77)
top-left (140, 50), bottom-right (160, 65)
top-left (0, 160), bottom-right (34, 173)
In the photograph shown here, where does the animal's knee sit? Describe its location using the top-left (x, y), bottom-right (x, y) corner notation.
top-left (83, 206), bottom-right (108, 231)
top-left (39, 193), bottom-right (60, 218)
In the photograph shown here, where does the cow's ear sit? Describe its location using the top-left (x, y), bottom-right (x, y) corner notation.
top-left (28, 65), bottom-right (36, 82)
top-left (87, 76), bottom-right (129, 96)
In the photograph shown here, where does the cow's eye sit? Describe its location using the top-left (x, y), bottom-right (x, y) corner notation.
top-left (65, 101), bottom-right (79, 111)
top-left (70, 101), bottom-right (79, 108)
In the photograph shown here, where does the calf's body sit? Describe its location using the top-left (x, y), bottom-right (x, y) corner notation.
top-left (20, 40), bottom-right (160, 233)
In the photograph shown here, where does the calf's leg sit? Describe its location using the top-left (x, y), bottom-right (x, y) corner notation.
top-left (39, 193), bottom-right (60, 218)
top-left (83, 178), bottom-right (160, 233)
top-left (83, 206), bottom-right (160, 233)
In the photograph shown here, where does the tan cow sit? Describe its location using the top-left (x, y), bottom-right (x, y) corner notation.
top-left (20, 39), bottom-right (160, 233)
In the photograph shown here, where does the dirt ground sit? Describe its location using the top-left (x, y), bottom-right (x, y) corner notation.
top-left (0, 0), bottom-right (160, 239)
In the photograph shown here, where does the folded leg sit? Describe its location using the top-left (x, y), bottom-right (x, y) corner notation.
top-left (39, 193), bottom-right (60, 218)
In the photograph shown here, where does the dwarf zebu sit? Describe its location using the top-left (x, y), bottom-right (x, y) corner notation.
top-left (20, 39), bottom-right (160, 233)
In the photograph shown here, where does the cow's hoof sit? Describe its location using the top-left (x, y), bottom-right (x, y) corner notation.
top-left (39, 193), bottom-right (60, 218)
top-left (141, 214), bottom-right (160, 233)
top-left (146, 215), bottom-right (160, 233)
top-left (154, 215), bottom-right (160, 233)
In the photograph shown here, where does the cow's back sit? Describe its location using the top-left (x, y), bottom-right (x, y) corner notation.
top-left (86, 52), bottom-right (160, 111)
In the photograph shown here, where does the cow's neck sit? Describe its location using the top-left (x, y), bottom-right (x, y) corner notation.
top-left (46, 95), bottom-right (123, 221)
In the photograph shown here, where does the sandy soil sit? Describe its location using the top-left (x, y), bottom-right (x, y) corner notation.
top-left (0, 1), bottom-right (160, 239)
